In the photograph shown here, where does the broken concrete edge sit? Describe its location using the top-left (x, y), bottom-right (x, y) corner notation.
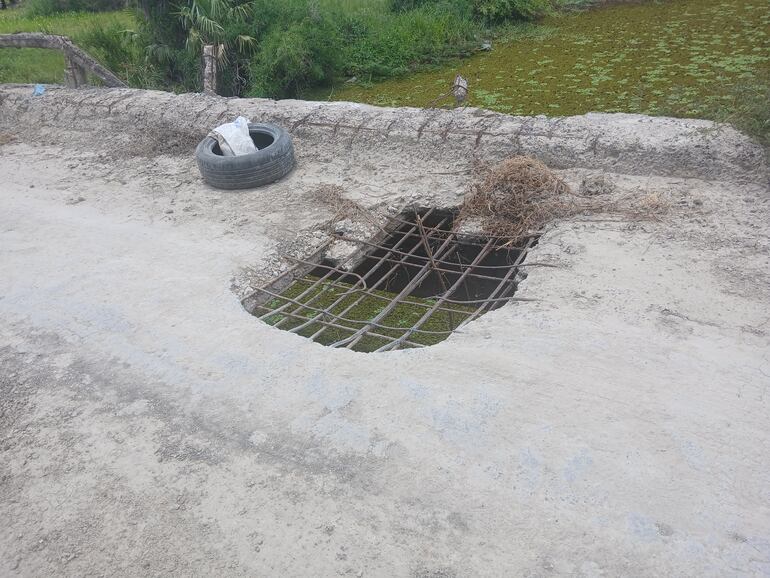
top-left (0, 84), bottom-right (766, 185)
top-left (240, 204), bottom-right (417, 307)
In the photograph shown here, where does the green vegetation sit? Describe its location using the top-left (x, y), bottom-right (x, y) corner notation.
top-left (328, 0), bottom-right (770, 145)
top-left (0, 0), bottom-right (549, 95)
top-left (256, 276), bottom-right (476, 352)
top-left (390, 0), bottom-right (554, 21)
top-left (0, 8), bottom-right (135, 84)
top-left (472, 0), bottom-right (551, 22)
top-left (23, 0), bottom-right (126, 17)
top-left (0, 0), bottom-right (767, 144)
top-left (0, 0), bottom-right (591, 93)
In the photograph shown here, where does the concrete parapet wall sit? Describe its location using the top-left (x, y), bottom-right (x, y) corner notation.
top-left (0, 85), bottom-right (765, 184)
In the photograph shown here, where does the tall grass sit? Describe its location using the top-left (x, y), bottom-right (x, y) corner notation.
top-left (77, 22), bottom-right (164, 88)
top-left (23, 0), bottom-right (127, 17)
top-left (246, 0), bottom-right (481, 98)
top-left (0, 8), bottom-right (136, 85)
top-left (344, 4), bottom-right (479, 78)
top-left (0, 6), bottom-right (133, 36)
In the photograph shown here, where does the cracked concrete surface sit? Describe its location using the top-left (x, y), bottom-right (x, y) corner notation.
top-left (0, 86), bottom-right (769, 576)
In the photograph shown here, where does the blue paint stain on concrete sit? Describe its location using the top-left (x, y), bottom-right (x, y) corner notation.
top-left (564, 449), bottom-right (593, 483)
top-left (672, 433), bottom-right (706, 471)
top-left (304, 369), bottom-right (357, 410)
top-left (627, 513), bottom-right (660, 541)
top-left (426, 393), bottom-right (500, 448)
top-left (400, 377), bottom-right (429, 401)
top-left (517, 447), bottom-right (543, 492)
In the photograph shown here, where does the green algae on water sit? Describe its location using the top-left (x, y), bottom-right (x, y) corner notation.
top-left (256, 276), bottom-right (477, 353)
top-left (323, 0), bottom-right (770, 120)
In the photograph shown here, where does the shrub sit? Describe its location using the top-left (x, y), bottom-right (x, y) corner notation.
top-left (24, 0), bottom-right (127, 16)
top-left (136, 0), bottom-right (516, 98)
top-left (389, 0), bottom-right (436, 11)
top-left (248, 16), bottom-right (342, 98)
top-left (390, 0), bottom-right (473, 13)
top-left (76, 22), bottom-right (163, 88)
top-left (471, 0), bottom-right (550, 22)
top-left (728, 83), bottom-right (770, 148)
top-left (344, 4), bottom-right (477, 79)
top-left (134, 0), bottom-right (199, 92)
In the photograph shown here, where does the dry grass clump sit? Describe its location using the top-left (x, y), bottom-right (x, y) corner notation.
top-left (309, 184), bottom-right (379, 227)
top-left (459, 156), bottom-right (672, 241)
top-left (459, 155), bottom-right (574, 240)
top-left (622, 191), bottom-right (670, 220)
top-left (0, 133), bottom-right (16, 146)
top-left (311, 184), bottom-right (356, 215)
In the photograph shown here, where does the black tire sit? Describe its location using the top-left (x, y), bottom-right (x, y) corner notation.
top-left (195, 123), bottom-right (295, 190)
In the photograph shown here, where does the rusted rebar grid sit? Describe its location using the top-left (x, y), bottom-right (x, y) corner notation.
top-left (257, 220), bottom-right (393, 331)
top-left (326, 248), bottom-right (531, 283)
top-left (385, 212), bottom-right (544, 241)
top-left (456, 236), bottom-right (536, 331)
top-left (250, 209), bottom-right (535, 352)
top-left (375, 237), bottom-right (496, 352)
top-left (294, 212), bottom-right (457, 342)
top-left (251, 298), bottom-right (428, 348)
top-left (333, 234), bottom-right (550, 270)
top-left (414, 212), bottom-right (455, 332)
top-left (251, 288), bottom-right (460, 336)
top-left (331, 221), bottom-right (463, 350)
top-left (288, 211), bottom-right (449, 337)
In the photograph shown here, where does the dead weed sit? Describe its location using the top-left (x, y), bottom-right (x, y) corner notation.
top-left (459, 155), bottom-right (669, 241)
top-left (459, 155), bottom-right (573, 239)
top-left (309, 184), bottom-right (379, 227)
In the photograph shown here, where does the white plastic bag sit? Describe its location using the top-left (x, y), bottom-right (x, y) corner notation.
top-left (209, 116), bottom-right (256, 156)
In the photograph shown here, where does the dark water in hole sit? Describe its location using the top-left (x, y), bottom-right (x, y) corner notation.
top-left (313, 210), bottom-right (530, 308)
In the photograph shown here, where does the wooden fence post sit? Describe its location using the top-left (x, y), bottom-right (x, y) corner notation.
top-left (202, 44), bottom-right (218, 95)
top-left (64, 52), bottom-right (87, 88)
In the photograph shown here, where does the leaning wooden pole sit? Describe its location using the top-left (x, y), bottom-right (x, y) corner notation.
top-left (0, 33), bottom-right (127, 88)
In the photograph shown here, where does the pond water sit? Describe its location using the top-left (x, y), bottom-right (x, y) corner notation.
top-left (322, 0), bottom-right (770, 118)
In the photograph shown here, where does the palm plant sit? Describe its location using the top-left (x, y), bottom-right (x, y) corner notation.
top-left (176, 0), bottom-right (257, 67)
top-left (175, 0), bottom-right (258, 94)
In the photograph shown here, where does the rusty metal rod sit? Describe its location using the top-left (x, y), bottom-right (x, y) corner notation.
top-left (333, 228), bottom-right (462, 350)
top-left (334, 234), bottom-right (546, 270)
top-left (346, 252), bottom-right (536, 283)
top-left (302, 213), bottom-right (454, 341)
top-left (240, 238), bottom-right (333, 307)
top-left (456, 236), bottom-right (535, 330)
top-left (265, 241), bottom-right (367, 329)
top-left (255, 306), bottom-right (427, 349)
top-left (376, 238), bottom-right (495, 352)
top-left (252, 287), bottom-right (464, 336)
top-left (288, 214), bottom-right (442, 338)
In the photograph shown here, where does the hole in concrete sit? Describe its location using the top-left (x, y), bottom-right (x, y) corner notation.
top-left (244, 208), bottom-right (536, 353)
